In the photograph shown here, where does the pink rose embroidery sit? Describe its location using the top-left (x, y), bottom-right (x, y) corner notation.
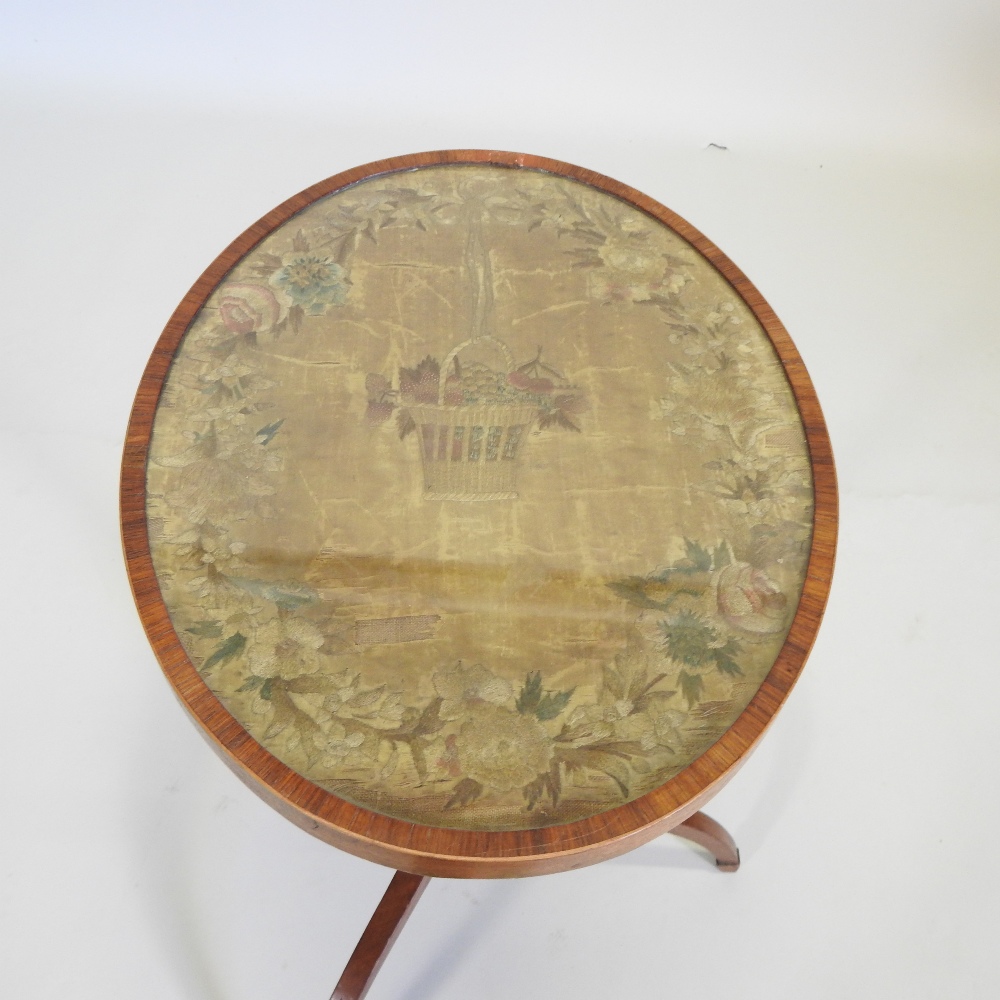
top-left (218, 283), bottom-right (281, 336)
top-left (716, 562), bottom-right (787, 634)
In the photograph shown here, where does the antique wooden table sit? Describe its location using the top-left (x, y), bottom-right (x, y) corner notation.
top-left (122, 150), bottom-right (836, 998)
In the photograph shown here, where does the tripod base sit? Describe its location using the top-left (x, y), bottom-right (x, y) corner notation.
top-left (330, 810), bottom-right (738, 998)
top-left (330, 871), bottom-right (430, 1000)
top-left (668, 809), bottom-right (741, 871)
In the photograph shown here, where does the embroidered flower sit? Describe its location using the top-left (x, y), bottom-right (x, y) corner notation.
top-left (704, 455), bottom-right (809, 521)
top-left (590, 239), bottom-right (689, 303)
top-left (454, 704), bottom-right (553, 791)
top-left (316, 722), bottom-right (367, 768)
top-left (217, 282), bottom-right (282, 336)
top-left (716, 562), bottom-right (787, 634)
top-left (659, 610), bottom-right (726, 667)
top-left (612, 708), bottom-right (685, 753)
top-left (433, 661), bottom-right (513, 720)
top-left (162, 450), bottom-right (277, 524)
top-left (247, 616), bottom-right (325, 679)
top-left (270, 255), bottom-right (349, 314)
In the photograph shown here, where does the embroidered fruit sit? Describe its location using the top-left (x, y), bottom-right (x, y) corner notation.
top-left (442, 374), bottom-right (464, 405)
top-left (511, 347), bottom-right (565, 395)
top-left (507, 370), bottom-right (553, 393)
top-left (399, 356), bottom-right (440, 403)
top-left (364, 373), bottom-right (395, 424)
top-left (365, 344), bottom-right (587, 437)
top-left (365, 399), bottom-right (394, 425)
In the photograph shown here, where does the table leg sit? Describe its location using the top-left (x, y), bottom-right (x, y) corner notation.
top-left (330, 870), bottom-right (431, 1000)
top-left (669, 811), bottom-right (740, 872)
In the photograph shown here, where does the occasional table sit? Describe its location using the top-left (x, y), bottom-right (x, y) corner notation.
top-left (122, 150), bottom-right (836, 998)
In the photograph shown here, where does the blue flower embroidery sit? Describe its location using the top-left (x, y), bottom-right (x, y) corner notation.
top-left (271, 255), bottom-right (349, 314)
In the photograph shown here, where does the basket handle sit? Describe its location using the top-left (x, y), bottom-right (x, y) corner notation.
top-left (438, 335), bottom-right (514, 405)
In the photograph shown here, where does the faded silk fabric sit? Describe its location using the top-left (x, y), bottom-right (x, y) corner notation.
top-left (147, 165), bottom-right (813, 831)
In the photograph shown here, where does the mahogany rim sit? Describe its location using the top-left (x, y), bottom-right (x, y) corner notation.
top-left (120, 149), bottom-right (838, 878)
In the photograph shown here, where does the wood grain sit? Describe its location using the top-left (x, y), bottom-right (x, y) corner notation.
top-left (330, 871), bottom-right (430, 1000)
top-left (669, 810), bottom-right (741, 871)
top-left (121, 150), bottom-right (838, 878)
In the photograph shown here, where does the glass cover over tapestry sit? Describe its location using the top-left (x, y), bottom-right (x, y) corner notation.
top-left (147, 165), bottom-right (814, 831)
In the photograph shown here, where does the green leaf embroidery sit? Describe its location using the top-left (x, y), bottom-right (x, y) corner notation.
top-left (236, 674), bottom-right (265, 693)
top-left (536, 688), bottom-right (575, 721)
top-left (660, 610), bottom-right (720, 667)
top-left (255, 418), bottom-right (285, 445)
top-left (409, 697), bottom-right (445, 738)
top-left (186, 620), bottom-right (223, 638)
top-left (516, 671), bottom-right (543, 715)
top-left (606, 577), bottom-right (665, 609)
top-left (557, 743), bottom-right (639, 799)
top-left (600, 759), bottom-right (630, 798)
top-left (679, 669), bottom-right (705, 708)
top-left (284, 673), bottom-right (357, 697)
top-left (262, 686), bottom-right (293, 739)
top-left (408, 740), bottom-right (429, 782)
top-left (632, 671), bottom-right (667, 702)
top-left (227, 577), bottom-right (318, 611)
top-left (601, 663), bottom-right (625, 700)
top-left (523, 763), bottom-right (562, 809)
top-left (517, 672), bottom-right (573, 720)
top-left (712, 638), bottom-right (744, 677)
top-left (636, 689), bottom-right (678, 712)
top-left (202, 632), bottom-right (246, 672)
top-left (680, 538), bottom-right (713, 574)
top-left (712, 540), bottom-right (733, 569)
top-left (633, 673), bottom-right (676, 712)
top-left (294, 713), bottom-right (325, 766)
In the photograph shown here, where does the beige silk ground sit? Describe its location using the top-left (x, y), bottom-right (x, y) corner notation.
top-left (147, 165), bottom-right (813, 831)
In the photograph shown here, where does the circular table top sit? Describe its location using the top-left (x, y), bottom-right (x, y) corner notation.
top-left (122, 151), bottom-right (836, 876)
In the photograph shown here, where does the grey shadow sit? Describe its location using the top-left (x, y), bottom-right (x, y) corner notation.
top-left (610, 835), bottom-right (722, 871)
top-left (731, 686), bottom-right (813, 858)
top-left (611, 684), bottom-right (813, 871)
top-left (394, 881), bottom-right (519, 1000)
top-left (124, 698), bottom-right (234, 1000)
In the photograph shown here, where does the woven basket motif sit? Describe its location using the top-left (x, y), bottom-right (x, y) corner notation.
top-left (408, 337), bottom-right (546, 499)
top-left (367, 333), bottom-right (586, 500)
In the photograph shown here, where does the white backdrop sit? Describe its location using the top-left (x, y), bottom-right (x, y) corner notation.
top-left (2, 2), bottom-right (999, 998)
